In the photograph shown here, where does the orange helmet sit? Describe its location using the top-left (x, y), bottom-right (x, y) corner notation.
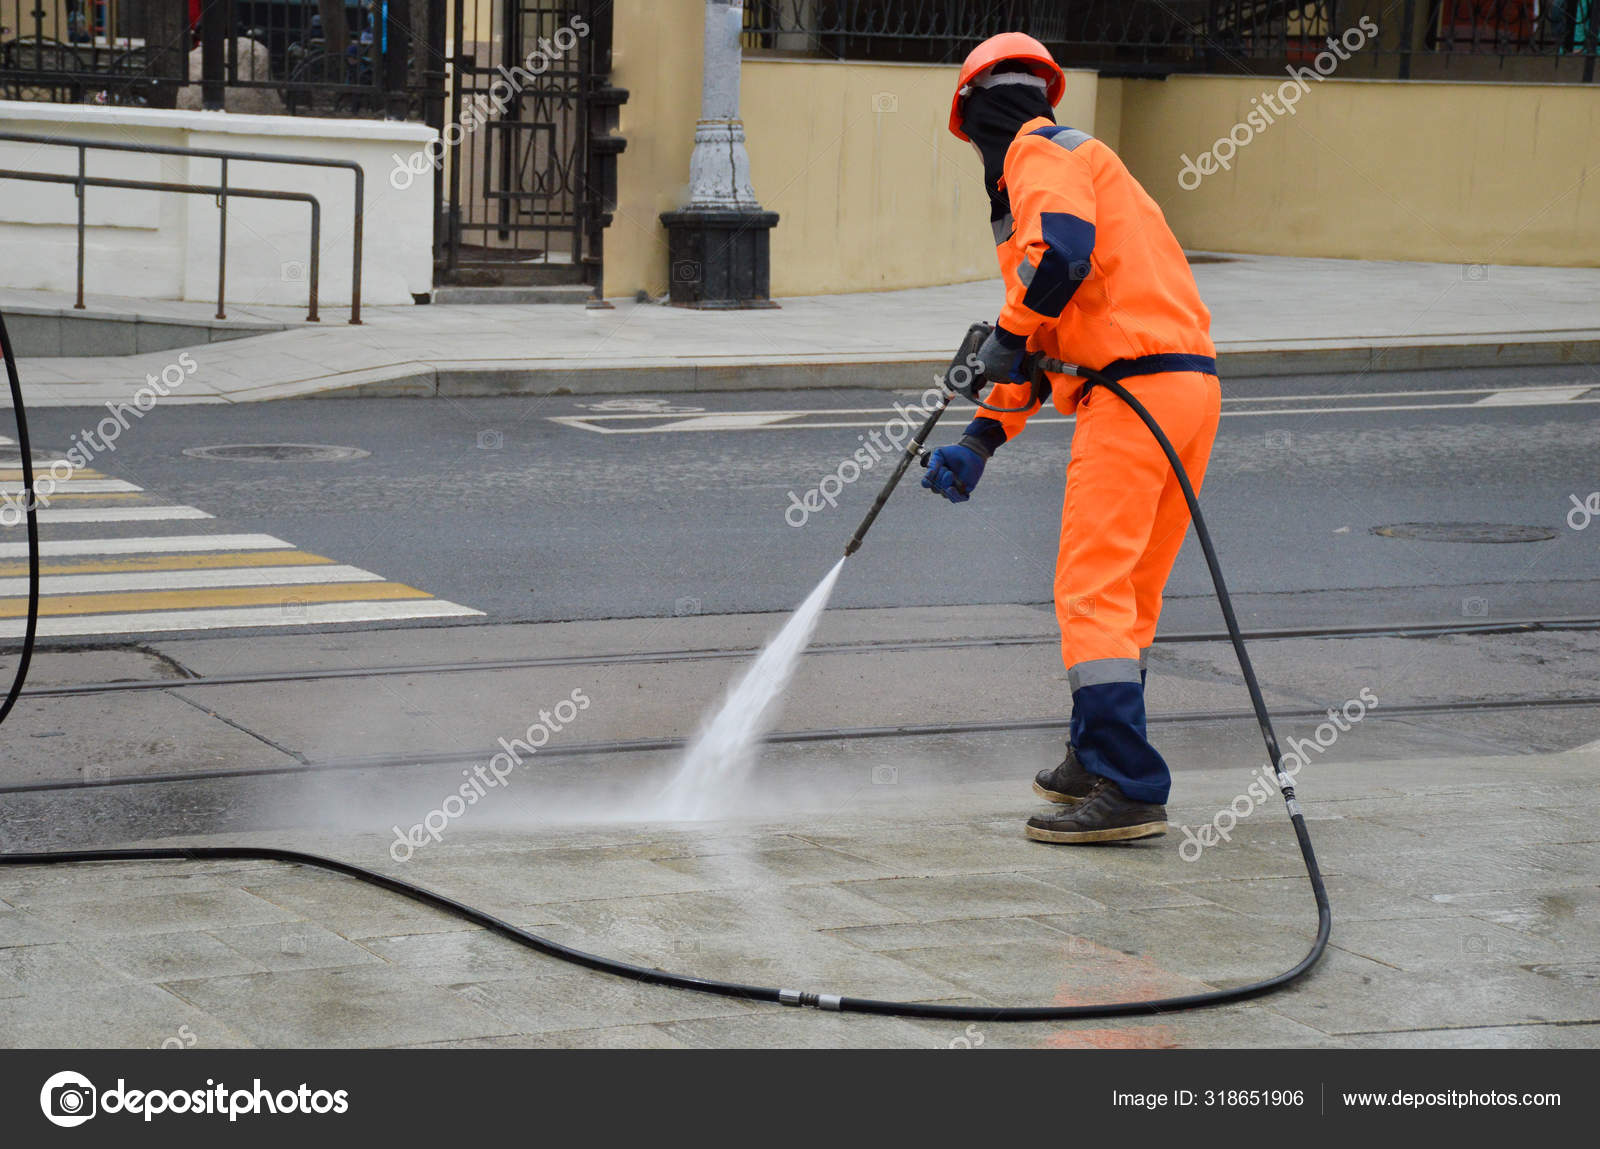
top-left (948, 32), bottom-right (1066, 141)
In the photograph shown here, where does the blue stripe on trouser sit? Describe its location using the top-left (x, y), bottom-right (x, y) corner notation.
top-left (1069, 657), bottom-right (1169, 804)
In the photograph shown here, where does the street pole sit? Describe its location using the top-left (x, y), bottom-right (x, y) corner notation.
top-left (686, 0), bottom-right (759, 209)
top-left (659, 0), bottom-right (778, 308)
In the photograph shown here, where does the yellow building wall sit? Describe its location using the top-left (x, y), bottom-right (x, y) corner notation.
top-left (609, 0), bottom-right (1100, 299)
top-left (737, 60), bottom-right (1098, 297)
top-left (1111, 74), bottom-right (1600, 268)
top-left (608, 0), bottom-right (704, 300)
top-left (610, 3), bottom-right (1600, 296)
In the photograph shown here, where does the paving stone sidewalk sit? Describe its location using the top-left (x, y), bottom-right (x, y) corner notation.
top-left (8, 253), bottom-right (1600, 405)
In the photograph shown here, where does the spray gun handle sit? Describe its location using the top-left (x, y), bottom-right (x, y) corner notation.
top-left (945, 321), bottom-right (995, 401)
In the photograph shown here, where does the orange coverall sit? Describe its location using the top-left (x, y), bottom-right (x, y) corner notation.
top-left (972, 117), bottom-right (1221, 804)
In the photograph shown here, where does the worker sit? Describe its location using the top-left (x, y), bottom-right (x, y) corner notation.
top-left (923, 33), bottom-right (1222, 846)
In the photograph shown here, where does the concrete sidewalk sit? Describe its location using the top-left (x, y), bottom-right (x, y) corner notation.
top-left (10, 253), bottom-right (1600, 406)
top-left (1, 610), bottom-right (1597, 1048)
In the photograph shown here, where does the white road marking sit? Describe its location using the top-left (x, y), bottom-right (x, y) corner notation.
top-left (1473, 386), bottom-right (1593, 406)
top-left (654, 412), bottom-right (804, 431)
top-left (0, 479), bottom-right (142, 494)
top-left (0, 598), bottom-right (485, 638)
top-left (0, 533), bottom-right (293, 559)
top-left (550, 384), bottom-right (1596, 423)
top-left (0, 564), bottom-right (385, 597)
top-left (552, 389), bottom-right (1600, 434)
top-left (0, 505), bottom-right (212, 525)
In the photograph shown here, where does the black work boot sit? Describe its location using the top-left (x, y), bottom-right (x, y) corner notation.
top-left (1025, 777), bottom-right (1168, 844)
top-left (1033, 744), bottom-right (1097, 805)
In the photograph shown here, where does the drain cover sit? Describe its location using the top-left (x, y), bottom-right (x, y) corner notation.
top-left (183, 443), bottom-right (370, 462)
top-left (1372, 522), bottom-right (1557, 543)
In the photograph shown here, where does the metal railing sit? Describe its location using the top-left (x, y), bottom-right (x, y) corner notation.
top-left (0, 0), bottom-right (439, 116)
top-left (1402, 0), bottom-right (1598, 82)
top-left (740, 0), bottom-right (1598, 81)
top-left (0, 131), bottom-right (364, 323)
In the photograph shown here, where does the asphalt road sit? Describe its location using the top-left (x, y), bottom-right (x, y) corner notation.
top-left (17, 361), bottom-right (1600, 635)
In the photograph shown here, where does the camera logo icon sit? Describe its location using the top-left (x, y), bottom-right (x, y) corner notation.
top-left (40, 1070), bottom-right (97, 1127)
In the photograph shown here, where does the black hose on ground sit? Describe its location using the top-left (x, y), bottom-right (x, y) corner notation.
top-left (0, 311), bottom-right (1328, 1021)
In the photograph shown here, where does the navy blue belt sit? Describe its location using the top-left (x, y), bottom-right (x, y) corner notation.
top-left (1083, 353), bottom-right (1216, 383)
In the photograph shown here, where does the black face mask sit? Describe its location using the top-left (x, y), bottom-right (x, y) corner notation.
top-left (960, 82), bottom-right (1056, 220)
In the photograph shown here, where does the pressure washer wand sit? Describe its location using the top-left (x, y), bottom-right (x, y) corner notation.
top-left (842, 387), bottom-right (954, 557)
top-left (842, 322), bottom-right (995, 557)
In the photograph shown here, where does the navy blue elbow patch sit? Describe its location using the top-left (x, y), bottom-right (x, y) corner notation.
top-left (1023, 212), bottom-right (1095, 318)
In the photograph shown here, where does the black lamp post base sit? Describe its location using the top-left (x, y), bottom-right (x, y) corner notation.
top-left (659, 207), bottom-right (780, 309)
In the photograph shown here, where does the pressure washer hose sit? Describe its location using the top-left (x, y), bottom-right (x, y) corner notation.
top-left (0, 309), bottom-right (1329, 1022)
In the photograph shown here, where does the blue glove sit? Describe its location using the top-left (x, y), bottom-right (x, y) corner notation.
top-left (975, 324), bottom-right (1029, 384)
top-left (921, 443), bottom-right (986, 503)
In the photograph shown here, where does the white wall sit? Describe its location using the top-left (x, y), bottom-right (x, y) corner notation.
top-left (0, 102), bottom-right (437, 309)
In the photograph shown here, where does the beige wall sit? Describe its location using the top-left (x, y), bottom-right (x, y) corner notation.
top-left (609, 0), bottom-right (703, 300)
top-left (1111, 74), bottom-right (1600, 268)
top-left (740, 60), bottom-right (1097, 297)
top-left (609, 0), bottom-right (1099, 299)
top-left (610, 3), bottom-right (1600, 296)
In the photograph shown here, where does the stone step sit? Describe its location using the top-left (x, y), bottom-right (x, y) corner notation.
top-left (429, 285), bottom-right (594, 306)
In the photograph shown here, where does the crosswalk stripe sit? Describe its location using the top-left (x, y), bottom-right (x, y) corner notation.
top-left (0, 580), bottom-right (434, 619)
top-left (0, 438), bottom-right (482, 636)
top-left (0, 564), bottom-right (386, 597)
top-left (0, 479), bottom-right (140, 494)
top-left (0, 533), bottom-right (293, 559)
top-left (0, 549), bottom-right (335, 578)
top-left (0, 505), bottom-right (213, 524)
top-left (0, 599), bottom-right (484, 638)
top-left (0, 468), bottom-right (109, 481)
top-left (14, 492), bottom-right (146, 503)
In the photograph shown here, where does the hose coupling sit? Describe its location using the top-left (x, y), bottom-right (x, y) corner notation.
top-left (777, 989), bottom-right (843, 1011)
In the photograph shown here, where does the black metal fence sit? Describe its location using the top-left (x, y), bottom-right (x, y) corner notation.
top-left (0, 0), bottom-right (442, 113)
top-left (3, 1), bottom-right (1593, 109)
top-left (742, 1), bottom-right (1598, 81)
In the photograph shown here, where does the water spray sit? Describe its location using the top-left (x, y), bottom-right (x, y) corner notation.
top-left (0, 308), bottom-right (1329, 1023)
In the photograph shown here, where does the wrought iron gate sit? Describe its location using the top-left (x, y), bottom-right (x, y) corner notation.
top-left (439, 0), bottom-right (614, 288)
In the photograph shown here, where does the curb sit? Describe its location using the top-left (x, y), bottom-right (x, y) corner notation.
top-left (305, 332), bottom-right (1600, 399)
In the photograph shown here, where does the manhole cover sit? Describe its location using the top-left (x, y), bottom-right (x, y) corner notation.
top-left (183, 443), bottom-right (370, 462)
top-left (1372, 522), bottom-right (1557, 543)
